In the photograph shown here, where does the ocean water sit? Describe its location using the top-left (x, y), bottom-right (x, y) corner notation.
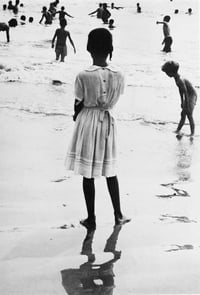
top-left (0, 0), bottom-right (199, 124)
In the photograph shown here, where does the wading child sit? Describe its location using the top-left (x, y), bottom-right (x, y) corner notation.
top-left (88, 3), bottom-right (103, 19)
top-left (52, 19), bottom-right (76, 62)
top-left (0, 22), bottom-right (10, 42)
top-left (102, 3), bottom-right (111, 24)
top-left (156, 15), bottom-right (172, 52)
top-left (39, 6), bottom-right (52, 25)
top-left (162, 61), bottom-right (197, 137)
top-left (108, 19), bottom-right (115, 29)
top-left (65, 28), bottom-right (130, 229)
top-left (55, 6), bottom-right (74, 21)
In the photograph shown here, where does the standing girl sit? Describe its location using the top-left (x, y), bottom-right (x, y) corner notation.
top-left (65, 28), bottom-right (130, 230)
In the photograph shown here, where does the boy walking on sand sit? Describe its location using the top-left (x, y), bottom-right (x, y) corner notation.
top-left (162, 61), bottom-right (197, 137)
top-left (52, 19), bottom-right (76, 62)
top-left (156, 15), bottom-right (172, 52)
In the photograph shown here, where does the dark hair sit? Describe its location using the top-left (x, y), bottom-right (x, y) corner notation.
top-left (161, 61), bottom-right (179, 74)
top-left (61, 6), bottom-right (65, 10)
top-left (163, 15), bottom-right (170, 22)
top-left (60, 18), bottom-right (67, 27)
top-left (20, 15), bottom-right (26, 21)
top-left (87, 28), bottom-right (113, 59)
top-left (29, 17), bottom-right (34, 23)
top-left (8, 18), bottom-right (18, 27)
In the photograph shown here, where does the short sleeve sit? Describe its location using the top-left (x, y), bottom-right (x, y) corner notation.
top-left (119, 72), bottom-right (125, 94)
top-left (74, 75), bottom-right (84, 101)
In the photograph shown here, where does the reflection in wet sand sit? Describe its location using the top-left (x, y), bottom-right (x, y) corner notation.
top-left (159, 214), bottom-right (197, 223)
top-left (157, 136), bottom-right (195, 198)
top-left (61, 225), bottom-right (122, 294)
top-left (157, 183), bottom-right (190, 198)
top-left (175, 136), bottom-right (194, 183)
top-left (166, 244), bottom-right (194, 252)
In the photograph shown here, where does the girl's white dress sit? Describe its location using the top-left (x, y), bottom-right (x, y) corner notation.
top-left (65, 65), bottom-right (124, 178)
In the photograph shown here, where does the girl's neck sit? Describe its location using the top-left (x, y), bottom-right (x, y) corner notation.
top-left (92, 56), bottom-right (108, 67)
top-left (174, 73), bottom-right (180, 82)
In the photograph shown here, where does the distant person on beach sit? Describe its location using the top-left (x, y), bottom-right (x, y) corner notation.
top-left (108, 19), bottom-right (115, 29)
top-left (55, 6), bottom-right (74, 21)
top-left (186, 8), bottom-right (192, 15)
top-left (65, 28), bottom-right (131, 229)
top-left (39, 6), bottom-right (52, 24)
top-left (162, 61), bottom-right (197, 137)
top-left (136, 3), bottom-right (141, 13)
top-left (3, 4), bottom-right (7, 10)
top-left (51, 0), bottom-right (59, 8)
top-left (28, 17), bottom-right (34, 23)
top-left (111, 3), bottom-right (123, 9)
top-left (102, 3), bottom-right (111, 24)
top-left (49, 0), bottom-right (59, 17)
top-left (8, 18), bottom-right (17, 27)
top-left (0, 22), bottom-right (10, 42)
top-left (88, 3), bottom-right (103, 18)
top-left (52, 18), bottom-right (76, 62)
top-left (14, 0), bottom-right (19, 8)
top-left (174, 9), bottom-right (179, 14)
top-left (20, 15), bottom-right (26, 25)
top-left (156, 15), bottom-right (172, 52)
top-left (8, 1), bottom-right (14, 10)
top-left (48, 3), bottom-right (56, 16)
top-left (9, 0), bottom-right (19, 13)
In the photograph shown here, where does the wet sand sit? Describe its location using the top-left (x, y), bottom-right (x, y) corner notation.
top-left (0, 82), bottom-right (200, 294)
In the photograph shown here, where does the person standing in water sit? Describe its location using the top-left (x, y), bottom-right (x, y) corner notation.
top-left (101, 3), bottom-right (111, 24)
top-left (55, 6), bottom-right (74, 22)
top-left (88, 3), bottom-right (103, 19)
top-left (65, 28), bottom-right (131, 229)
top-left (161, 61), bottom-right (197, 137)
top-left (52, 18), bottom-right (76, 62)
top-left (0, 22), bottom-right (10, 42)
top-left (39, 6), bottom-right (53, 24)
top-left (156, 15), bottom-right (173, 52)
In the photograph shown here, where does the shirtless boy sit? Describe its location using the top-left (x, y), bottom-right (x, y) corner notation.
top-left (156, 15), bottom-right (172, 52)
top-left (162, 61), bottom-right (197, 137)
top-left (55, 6), bottom-right (74, 21)
top-left (52, 19), bottom-right (76, 62)
top-left (39, 6), bottom-right (52, 24)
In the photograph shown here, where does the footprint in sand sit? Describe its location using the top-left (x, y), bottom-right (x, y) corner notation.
top-left (52, 176), bottom-right (71, 183)
top-left (159, 214), bottom-right (197, 223)
top-left (52, 224), bottom-right (75, 229)
top-left (166, 244), bottom-right (194, 252)
top-left (156, 183), bottom-right (190, 198)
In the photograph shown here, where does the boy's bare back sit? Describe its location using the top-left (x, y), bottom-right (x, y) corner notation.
top-left (55, 28), bottom-right (69, 46)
